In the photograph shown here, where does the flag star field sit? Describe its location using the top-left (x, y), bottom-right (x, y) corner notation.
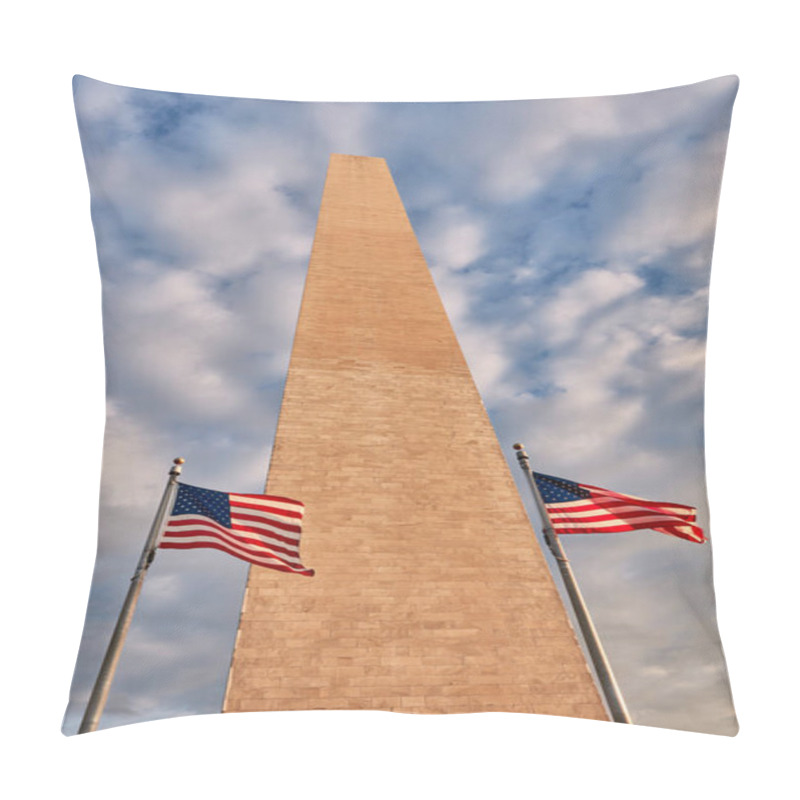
top-left (171, 484), bottom-right (232, 527)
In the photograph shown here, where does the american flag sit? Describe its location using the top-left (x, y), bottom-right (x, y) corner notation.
top-left (160, 482), bottom-right (315, 575)
top-left (533, 472), bottom-right (705, 544)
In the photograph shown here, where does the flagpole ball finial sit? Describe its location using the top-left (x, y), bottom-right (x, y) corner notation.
top-left (512, 444), bottom-right (530, 466)
top-left (169, 457), bottom-right (185, 477)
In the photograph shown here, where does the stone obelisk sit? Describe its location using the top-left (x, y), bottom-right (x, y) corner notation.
top-left (223, 154), bottom-right (608, 720)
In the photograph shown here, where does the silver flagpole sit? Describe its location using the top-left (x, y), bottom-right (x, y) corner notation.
top-left (78, 457), bottom-right (185, 734)
top-left (512, 444), bottom-right (632, 724)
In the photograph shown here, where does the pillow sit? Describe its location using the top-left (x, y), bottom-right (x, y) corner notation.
top-left (64, 75), bottom-right (738, 736)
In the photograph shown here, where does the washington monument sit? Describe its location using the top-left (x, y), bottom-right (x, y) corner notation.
top-left (223, 154), bottom-right (607, 720)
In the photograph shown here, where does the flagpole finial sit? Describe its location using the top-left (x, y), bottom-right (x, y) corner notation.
top-left (170, 457), bottom-right (185, 477)
top-left (513, 443), bottom-right (524, 450)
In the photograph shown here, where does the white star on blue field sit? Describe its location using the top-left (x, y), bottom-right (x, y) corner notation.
top-left (172, 484), bottom-right (233, 527)
top-left (63, 74), bottom-right (738, 735)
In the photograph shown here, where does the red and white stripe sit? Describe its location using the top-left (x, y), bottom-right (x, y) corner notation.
top-left (161, 493), bottom-right (315, 575)
top-left (546, 484), bottom-right (705, 544)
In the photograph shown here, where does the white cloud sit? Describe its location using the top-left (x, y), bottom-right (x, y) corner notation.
top-left (72, 77), bottom-right (139, 133)
top-left (455, 271), bottom-right (710, 499)
top-left (599, 131), bottom-right (731, 267)
top-left (310, 102), bottom-right (376, 158)
top-left (421, 205), bottom-right (488, 330)
top-left (156, 171), bottom-right (311, 274)
top-left (422, 205), bottom-right (486, 272)
top-left (539, 268), bottom-right (645, 346)
top-left (475, 80), bottom-right (733, 204)
top-left (456, 325), bottom-right (512, 401)
top-left (99, 401), bottom-right (170, 510)
top-left (104, 266), bottom-right (252, 421)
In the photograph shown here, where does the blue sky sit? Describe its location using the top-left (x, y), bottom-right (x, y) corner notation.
top-left (64, 74), bottom-right (738, 735)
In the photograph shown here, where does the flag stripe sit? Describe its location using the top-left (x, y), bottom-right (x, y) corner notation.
top-left (550, 515), bottom-right (692, 529)
top-left (230, 499), bottom-right (304, 520)
top-left (580, 483), bottom-right (695, 509)
top-left (229, 508), bottom-right (303, 533)
top-left (160, 540), bottom-right (314, 575)
top-left (162, 525), bottom-right (306, 567)
top-left (229, 522), bottom-right (301, 546)
top-left (550, 506), bottom-right (694, 525)
top-left (547, 506), bottom-right (695, 524)
top-left (550, 517), bottom-right (695, 532)
top-left (229, 492), bottom-right (304, 510)
top-left (547, 496), bottom-right (695, 518)
top-left (164, 518), bottom-right (305, 563)
top-left (168, 515), bottom-right (301, 547)
top-left (652, 525), bottom-right (705, 543)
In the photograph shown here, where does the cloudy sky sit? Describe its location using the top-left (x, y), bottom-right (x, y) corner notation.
top-left (63, 74), bottom-right (738, 735)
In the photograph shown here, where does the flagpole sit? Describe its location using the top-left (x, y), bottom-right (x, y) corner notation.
top-left (78, 457), bottom-right (185, 734)
top-left (512, 444), bottom-right (632, 724)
